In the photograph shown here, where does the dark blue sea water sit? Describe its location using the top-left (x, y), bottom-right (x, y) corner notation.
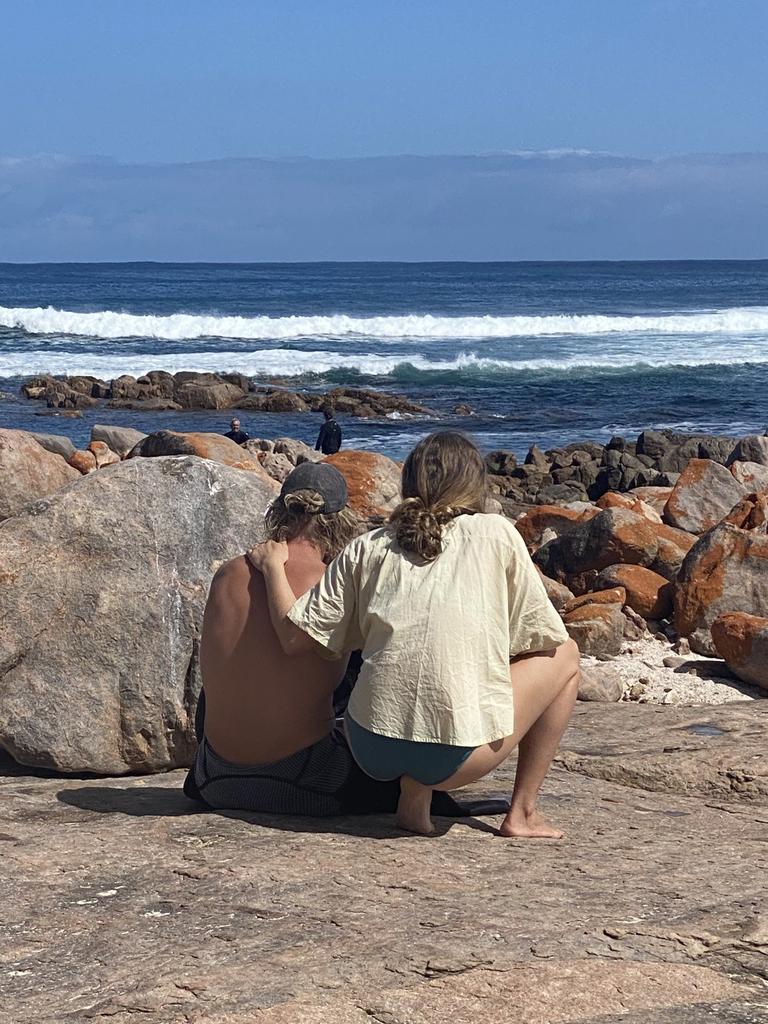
top-left (1, 261), bottom-right (767, 457)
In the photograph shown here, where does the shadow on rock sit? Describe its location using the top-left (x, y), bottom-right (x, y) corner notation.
top-left (56, 785), bottom-right (498, 837)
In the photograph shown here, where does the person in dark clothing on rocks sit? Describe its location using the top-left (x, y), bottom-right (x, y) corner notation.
top-left (315, 405), bottom-right (342, 455)
top-left (224, 418), bottom-right (250, 445)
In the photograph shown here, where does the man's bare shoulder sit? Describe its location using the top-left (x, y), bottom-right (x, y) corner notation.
top-left (210, 554), bottom-right (251, 591)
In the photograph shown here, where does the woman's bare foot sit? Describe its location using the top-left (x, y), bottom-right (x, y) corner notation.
top-left (498, 808), bottom-right (564, 839)
top-left (396, 776), bottom-right (435, 835)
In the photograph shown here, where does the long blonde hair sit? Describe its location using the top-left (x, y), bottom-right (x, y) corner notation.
top-left (389, 431), bottom-right (487, 561)
top-left (264, 489), bottom-right (360, 563)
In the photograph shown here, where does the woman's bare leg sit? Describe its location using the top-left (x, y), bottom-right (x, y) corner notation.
top-left (396, 775), bottom-right (434, 835)
top-left (433, 639), bottom-right (580, 838)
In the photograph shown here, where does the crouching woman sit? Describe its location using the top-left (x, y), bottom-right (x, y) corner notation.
top-left (248, 431), bottom-right (580, 836)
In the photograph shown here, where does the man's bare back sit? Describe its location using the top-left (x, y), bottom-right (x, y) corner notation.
top-left (200, 537), bottom-right (345, 764)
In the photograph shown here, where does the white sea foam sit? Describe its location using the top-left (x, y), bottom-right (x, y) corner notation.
top-left (3, 345), bottom-right (768, 379)
top-left (2, 304), bottom-right (768, 341)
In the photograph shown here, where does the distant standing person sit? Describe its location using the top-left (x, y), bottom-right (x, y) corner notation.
top-left (315, 405), bottom-right (342, 455)
top-left (225, 418), bottom-right (250, 444)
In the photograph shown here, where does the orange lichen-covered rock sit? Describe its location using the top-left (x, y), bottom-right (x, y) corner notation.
top-left (596, 491), bottom-right (662, 524)
top-left (533, 508), bottom-right (659, 588)
top-left (729, 460), bottom-right (768, 493)
top-left (0, 427), bottom-right (80, 519)
top-left (595, 564), bottom-right (672, 620)
top-left (565, 588), bottom-right (627, 613)
top-left (711, 611), bottom-right (768, 691)
top-left (87, 441), bottom-right (120, 469)
top-left (664, 459), bottom-right (748, 534)
top-left (515, 503), bottom-right (597, 552)
top-left (68, 450), bottom-right (98, 475)
top-left (628, 486), bottom-right (673, 515)
top-left (649, 522), bottom-right (697, 580)
top-left (722, 492), bottom-right (768, 532)
top-left (325, 450), bottom-right (401, 518)
top-left (563, 602), bottom-right (624, 658)
top-left (674, 522), bottom-right (768, 655)
top-left (128, 431), bottom-right (279, 491)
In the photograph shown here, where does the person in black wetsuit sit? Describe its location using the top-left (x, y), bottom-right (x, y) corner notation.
top-left (315, 405), bottom-right (342, 455)
top-left (224, 418), bottom-right (250, 444)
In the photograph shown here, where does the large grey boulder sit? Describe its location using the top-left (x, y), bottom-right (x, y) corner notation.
top-left (91, 423), bottom-right (147, 458)
top-left (0, 456), bottom-right (275, 774)
top-left (663, 459), bottom-right (748, 534)
top-left (0, 427), bottom-right (80, 520)
top-left (31, 431), bottom-right (77, 460)
top-left (726, 434), bottom-right (768, 467)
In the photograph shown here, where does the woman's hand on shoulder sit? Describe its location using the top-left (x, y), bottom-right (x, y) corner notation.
top-left (247, 539), bottom-right (289, 573)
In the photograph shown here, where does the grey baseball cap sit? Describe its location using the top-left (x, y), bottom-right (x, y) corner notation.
top-left (280, 461), bottom-right (348, 514)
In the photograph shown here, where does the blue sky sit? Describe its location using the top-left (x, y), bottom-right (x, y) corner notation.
top-left (1, 1), bottom-right (767, 260)
top-left (3, 0), bottom-right (767, 161)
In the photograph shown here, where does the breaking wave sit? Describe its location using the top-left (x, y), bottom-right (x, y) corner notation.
top-left (2, 304), bottom-right (768, 341)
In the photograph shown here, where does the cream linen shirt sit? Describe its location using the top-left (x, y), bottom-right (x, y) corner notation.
top-left (287, 513), bottom-right (568, 747)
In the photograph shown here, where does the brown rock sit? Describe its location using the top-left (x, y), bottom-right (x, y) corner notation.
top-left (173, 380), bottom-right (245, 410)
top-left (106, 397), bottom-right (182, 411)
top-left (256, 451), bottom-right (294, 483)
top-left (0, 428), bottom-right (80, 519)
top-left (629, 485), bottom-right (673, 514)
top-left (595, 564), bottom-right (673, 619)
top-left (563, 602), bottom-right (625, 658)
top-left (722, 491), bottom-right (768, 532)
top-left (128, 430), bottom-right (279, 489)
top-left (674, 522), bottom-right (768, 654)
top-left (273, 437), bottom-right (324, 465)
top-left (596, 490), bottom-right (662, 523)
top-left (578, 663), bottom-right (624, 702)
top-left (0, 456), bottom-right (278, 773)
top-left (565, 588), bottom-right (627, 613)
top-left (87, 440), bottom-right (120, 469)
top-left (730, 459), bottom-right (768, 492)
top-left (325, 450), bottom-right (401, 517)
top-left (649, 521), bottom-right (698, 580)
top-left (537, 569), bottom-right (574, 612)
top-left (711, 611), bottom-right (768, 691)
top-left (68, 450), bottom-right (98, 474)
top-left (515, 503), bottom-right (597, 552)
top-left (534, 508), bottom-right (659, 589)
top-left (663, 459), bottom-right (749, 534)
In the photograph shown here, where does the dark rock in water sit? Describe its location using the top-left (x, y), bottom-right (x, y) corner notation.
top-left (30, 432), bottom-right (77, 460)
top-left (0, 456), bottom-right (277, 773)
top-left (173, 380), bottom-right (246, 410)
top-left (33, 408), bottom-right (83, 419)
top-left (106, 398), bottom-right (183, 411)
top-left (606, 435), bottom-right (627, 451)
top-left (0, 428), bottom-right (80, 520)
top-left (453, 402), bottom-right (473, 415)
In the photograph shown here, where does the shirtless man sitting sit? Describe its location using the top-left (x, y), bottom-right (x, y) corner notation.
top-left (184, 462), bottom-right (505, 818)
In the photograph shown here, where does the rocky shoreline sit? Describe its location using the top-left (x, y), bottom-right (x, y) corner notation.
top-left (0, 420), bottom-right (766, 775)
top-left (18, 371), bottom-right (433, 418)
top-left (2, 418), bottom-right (768, 1023)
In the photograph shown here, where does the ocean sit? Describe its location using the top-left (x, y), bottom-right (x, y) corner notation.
top-left (0, 260), bottom-right (767, 458)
